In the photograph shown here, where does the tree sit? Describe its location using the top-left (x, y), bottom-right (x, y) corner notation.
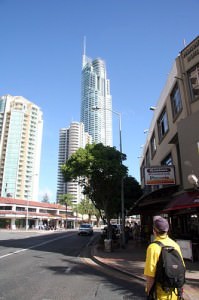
top-left (123, 176), bottom-right (143, 214)
top-left (113, 175), bottom-right (143, 218)
top-left (61, 143), bottom-right (128, 233)
top-left (77, 198), bottom-right (101, 224)
top-left (58, 193), bottom-right (74, 228)
top-left (42, 193), bottom-right (50, 203)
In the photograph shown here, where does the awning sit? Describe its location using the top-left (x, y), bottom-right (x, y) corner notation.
top-left (130, 185), bottom-right (179, 215)
top-left (163, 191), bottom-right (199, 212)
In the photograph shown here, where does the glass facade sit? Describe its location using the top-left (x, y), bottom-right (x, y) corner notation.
top-left (81, 55), bottom-right (112, 146)
top-left (0, 95), bottom-right (43, 200)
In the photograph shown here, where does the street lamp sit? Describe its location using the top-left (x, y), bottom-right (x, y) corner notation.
top-left (188, 174), bottom-right (199, 188)
top-left (92, 106), bottom-right (125, 247)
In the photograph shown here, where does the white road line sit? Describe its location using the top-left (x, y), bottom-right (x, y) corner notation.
top-left (0, 233), bottom-right (75, 260)
top-left (64, 267), bottom-right (72, 273)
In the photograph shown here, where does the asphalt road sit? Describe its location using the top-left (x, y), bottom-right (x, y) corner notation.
top-left (0, 230), bottom-right (145, 300)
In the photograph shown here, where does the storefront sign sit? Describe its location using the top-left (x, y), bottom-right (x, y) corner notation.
top-left (182, 37), bottom-right (199, 62)
top-left (144, 166), bottom-right (175, 185)
top-left (176, 239), bottom-right (193, 261)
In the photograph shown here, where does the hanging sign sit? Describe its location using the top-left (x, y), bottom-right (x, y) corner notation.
top-left (144, 166), bottom-right (175, 185)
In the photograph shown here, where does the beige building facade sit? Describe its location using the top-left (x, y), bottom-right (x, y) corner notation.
top-left (136, 37), bottom-right (199, 254)
top-left (140, 36), bottom-right (199, 193)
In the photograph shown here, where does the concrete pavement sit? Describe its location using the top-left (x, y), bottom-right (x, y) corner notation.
top-left (91, 238), bottom-right (199, 300)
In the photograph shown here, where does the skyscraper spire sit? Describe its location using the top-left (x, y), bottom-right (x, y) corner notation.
top-left (83, 36), bottom-right (86, 56)
top-left (82, 36), bottom-right (87, 68)
top-left (183, 38), bottom-right (187, 47)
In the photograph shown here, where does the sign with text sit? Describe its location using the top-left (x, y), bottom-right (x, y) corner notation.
top-left (176, 239), bottom-right (193, 261)
top-left (144, 166), bottom-right (175, 185)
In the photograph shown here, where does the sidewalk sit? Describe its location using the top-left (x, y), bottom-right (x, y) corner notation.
top-left (91, 238), bottom-right (199, 300)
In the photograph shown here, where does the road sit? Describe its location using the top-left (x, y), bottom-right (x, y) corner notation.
top-left (0, 230), bottom-right (145, 300)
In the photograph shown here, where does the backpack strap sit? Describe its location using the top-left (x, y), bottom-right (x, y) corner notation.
top-left (152, 240), bottom-right (164, 247)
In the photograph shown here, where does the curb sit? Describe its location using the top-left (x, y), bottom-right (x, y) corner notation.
top-left (93, 253), bottom-right (145, 282)
top-left (91, 245), bottom-right (145, 282)
top-left (90, 244), bottom-right (193, 300)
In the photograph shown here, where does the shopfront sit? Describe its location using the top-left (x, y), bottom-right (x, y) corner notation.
top-left (163, 191), bottom-right (199, 261)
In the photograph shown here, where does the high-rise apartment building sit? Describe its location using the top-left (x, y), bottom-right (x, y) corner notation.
top-left (56, 121), bottom-right (92, 204)
top-left (0, 95), bottom-right (43, 200)
top-left (80, 51), bottom-right (112, 146)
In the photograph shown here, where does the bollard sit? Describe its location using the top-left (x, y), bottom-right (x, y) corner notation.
top-left (104, 239), bottom-right (112, 252)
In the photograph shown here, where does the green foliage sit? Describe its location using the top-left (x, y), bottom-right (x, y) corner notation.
top-left (123, 176), bottom-right (143, 213)
top-left (58, 193), bottom-right (74, 211)
top-left (58, 194), bottom-right (75, 228)
top-left (76, 198), bottom-right (98, 222)
top-left (61, 143), bottom-right (128, 223)
top-left (59, 194), bottom-right (74, 219)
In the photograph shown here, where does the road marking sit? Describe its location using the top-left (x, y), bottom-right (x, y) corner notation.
top-left (64, 267), bottom-right (72, 273)
top-left (0, 248), bottom-right (27, 259)
top-left (0, 233), bottom-right (75, 260)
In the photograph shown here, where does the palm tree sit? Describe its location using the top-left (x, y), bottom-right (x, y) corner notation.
top-left (58, 194), bottom-right (74, 228)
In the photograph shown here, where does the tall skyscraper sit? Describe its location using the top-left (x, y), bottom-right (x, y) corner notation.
top-left (56, 121), bottom-right (92, 204)
top-left (80, 49), bottom-right (113, 146)
top-left (0, 95), bottom-right (43, 200)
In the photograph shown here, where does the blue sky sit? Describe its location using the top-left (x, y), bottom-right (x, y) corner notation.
top-left (0, 0), bottom-right (198, 202)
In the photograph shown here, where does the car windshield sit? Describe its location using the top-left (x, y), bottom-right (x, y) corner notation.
top-left (80, 224), bottom-right (91, 228)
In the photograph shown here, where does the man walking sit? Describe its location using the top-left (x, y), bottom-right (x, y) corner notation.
top-left (144, 216), bottom-right (185, 300)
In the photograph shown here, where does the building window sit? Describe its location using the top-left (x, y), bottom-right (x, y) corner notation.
top-left (161, 153), bottom-right (173, 166)
top-left (157, 108), bottom-right (169, 142)
top-left (0, 206), bottom-right (12, 210)
top-left (188, 63), bottom-right (199, 102)
top-left (16, 207), bottom-right (25, 211)
top-left (170, 84), bottom-right (182, 119)
top-left (150, 132), bottom-right (157, 158)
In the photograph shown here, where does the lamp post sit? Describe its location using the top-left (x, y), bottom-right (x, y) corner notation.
top-left (26, 190), bottom-right (30, 231)
top-left (92, 106), bottom-right (125, 247)
top-left (188, 174), bottom-right (199, 189)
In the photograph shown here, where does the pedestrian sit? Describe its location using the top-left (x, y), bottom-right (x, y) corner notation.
top-left (124, 225), bottom-right (130, 244)
top-left (144, 216), bottom-right (185, 300)
top-left (132, 222), bottom-right (139, 240)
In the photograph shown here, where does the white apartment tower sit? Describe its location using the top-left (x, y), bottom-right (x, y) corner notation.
top-left (81, 49), bottom-right (113, 146)
top-left (56, 121), bottom-right (92, 204)
top-left (0, 95), bottom-right (43, 200)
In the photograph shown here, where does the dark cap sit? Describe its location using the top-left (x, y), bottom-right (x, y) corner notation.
top-left (153, 216), bottom-right (169, 233)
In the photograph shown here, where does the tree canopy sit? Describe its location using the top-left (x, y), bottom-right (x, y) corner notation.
top-left (58, 193), bottom-right (74, 228)
top-left (61, 143), bottom-right (142, 224)
top-left (61, 143), bottom-right (127, 224)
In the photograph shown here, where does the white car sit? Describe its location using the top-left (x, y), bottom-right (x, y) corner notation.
top-left (78, 223), bottom-right (93, 236)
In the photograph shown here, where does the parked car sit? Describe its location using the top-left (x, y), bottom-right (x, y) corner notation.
top-left (78, 223), bottom-right (93, 236)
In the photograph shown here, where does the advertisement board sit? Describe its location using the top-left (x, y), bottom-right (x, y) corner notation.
top-left (176, 239), bottom-right (193, 261)
top-left (144, 166), bottom-right (175, 185)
